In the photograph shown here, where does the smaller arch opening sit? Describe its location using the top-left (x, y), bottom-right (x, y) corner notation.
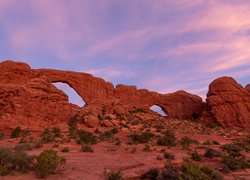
top-left (52, 82), bottom-right (86, 107)
top-left (150, 105), bottom-right (168, 117)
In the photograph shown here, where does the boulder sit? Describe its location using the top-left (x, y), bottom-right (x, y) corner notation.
top-left (84, 116), bottom-right (99, 128)
top-left (206, 77), bottom-right (250, 129)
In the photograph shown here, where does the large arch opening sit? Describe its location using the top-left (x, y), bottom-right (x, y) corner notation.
top-left (150, 105), bottom-right (168, 118)
top-left (52, 82), bottom-right (86, 107)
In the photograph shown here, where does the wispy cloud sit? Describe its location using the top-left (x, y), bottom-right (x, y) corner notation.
top-left (0, 0), bottom-right (250, 100)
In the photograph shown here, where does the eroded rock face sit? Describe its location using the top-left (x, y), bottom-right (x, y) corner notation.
top-left (0, 60), bottom-right (208, 131)
top-left (246, 84), bottom-right (250, 92)
top-left (206, 77), bottom-right (250, 129)
top-left (0, 61), bottom-right (80, 132)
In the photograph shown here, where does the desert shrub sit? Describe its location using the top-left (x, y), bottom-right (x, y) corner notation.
top-left (68, 115), bottom-right (78, 138)
top-left (104, 169), bottom-right (123, 180)
top-left (40, 128), bottom-right (54, 143)
top-left (164, 152), bottom-right (175, 159)
top-left (98, 114), bottom-right (104, 121)
top-left (52, 127), bottom-right (62, 138)
top-left (10, 127), bottom-right (21, 138)
top-left (204, 148), bottom-right (220, 159)
top-left (157, 130), bottom-right (176, 147)
top-left (77, 130), bottom-right (97, 145)
top-left (156, 156), bottom-right (163, 160)
top-left (0, 132), bottom-right (4, 140)
top-left (61, 147), bottom-right (69, 153)
top-left (206, 121), bottom-right (220, 129)
top-left (14, 143), bottom-right (33, 151)
top-left (143, 144), bottom-right (153, 152)
top-left (221, 142), bottom-right (250, 170)
top-left (36, 149), bottom-right (66, 178)
top-left (161, 161), bottom-right (181, 179)
top-left (99, 130), bottom-right (115, 141)
top-left (180, 136), bottom-right (197, 149)
top-left (212, 140), bottom-right (220, 145)
top-left (147, 167), bottom-right (160, 180)
top-left (131, 131), bottom-right (153, 144)
top-left (105, 116), bottom-right (112, 120)
top-left (222, 144), bottom-right (242, 157)
top-left (0, 148), bottom-right (34, 176)
top-left (222, 155), bottom-right (250, 171)
top-left (115, 138), bottom-right (121, 146)
top-left (81, 145), bottom-right (93, 152)
top-left (146, 161), bottom-right (222, 180)
top-left (154, 124), bottom-right (165, 130)
top-left (20, 128), bottom-right (30, 138)
top-left (181, 162), bottom-right (223, 180)
top-left (94, 128), bottom-right (101, 134)
top-left (111, 128), bottom-right (119, 134)
top-left (191, 151), bottom-right (202, 161)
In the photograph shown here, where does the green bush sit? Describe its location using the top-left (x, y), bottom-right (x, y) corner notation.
top-left (164, 152), bottom-right (175, 159)
top-left (181, 162), bottom-right (223, 180)
top-left (98, 114), bottom-right (104, 121)
top-left (0, 132), bottom-right (4, 140)
top-left (131, 131), bottom-right (153, 144)
top-left (146, 161), bottom-right (223, 180)
top-left (40, 128), bottom-right (54, 143)
top-left (157, 131), bottom-right (176, 147)
top-left (81, 145), bottom-right (93, 152)
top-left (77, 130), bottom-right (97, 145)
top-left (0, 148), bottom-right (34, 176)
top-left (161, 162), bottom-right (181, 179)
top-left (222, 144), bottom-right (242, 157)
top-left (104, 169), bottom-right (123, 180)
top-left (180, 136), bottom-right (197, 149)
top-left (206, 121), bottom-right (220, 129)
top-left (115, 138), bottom-right (121, 146)
top-left (36, 149), bottom-right (66, 178)
top-left (191, 151), bottom-right (202, 161)
top-left (222, 155), bottom-right (250, 171)
top-left (68, 115), bottom-right (78, 138)
top-left (105, 116), bottom-right (112, 120)
top-left (99, 130), bottom-right (115, 141)
top-left (10, 127), bottom-right (21, 138)
top-left (146, 167), bottom-right (160, 180)
top-left (52, 127), bottom-right (62, 138)
top-left (204, 148), bottom-right (220, 159)
top-left (212, 140), bottom-right (220, 145)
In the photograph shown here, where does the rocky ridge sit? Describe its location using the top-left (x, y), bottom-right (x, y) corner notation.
top-left (0, 60), bottom-right (249, 131)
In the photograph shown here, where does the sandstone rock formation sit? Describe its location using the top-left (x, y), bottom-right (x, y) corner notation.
top-left (246, 84), bottom-right (250, 92)
top-left (206, 77), bottom-right (250, 129)
top-left (0, 61), bottom-right (80, 132)
top-left (0, 60), bottom-right (249, 131)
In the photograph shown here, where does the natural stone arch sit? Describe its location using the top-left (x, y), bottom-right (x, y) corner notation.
top-left (36, 69), bottom-right (115, 105)
top-left (150, 104), bottom-right (169, 117)
top-left (52, 82), bottom-right (86, 107)
top-left (50, 79), bottom-right (87, 105)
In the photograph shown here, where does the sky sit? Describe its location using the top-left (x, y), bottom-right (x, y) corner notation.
top-left (1, 0), bottom-right (250, 106)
